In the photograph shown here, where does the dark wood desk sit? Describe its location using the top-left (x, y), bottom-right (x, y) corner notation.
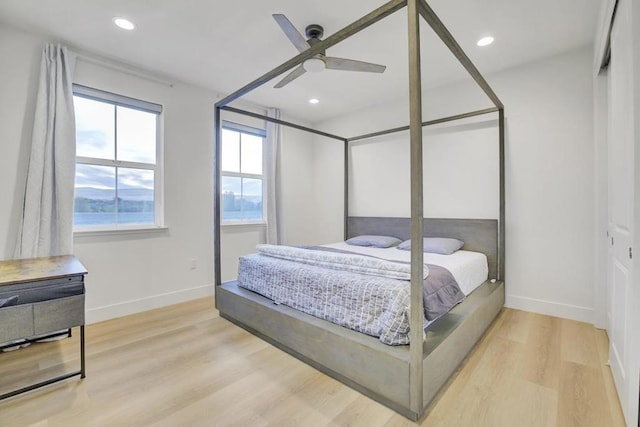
top-left (0, 255), bottom-right (87, 400)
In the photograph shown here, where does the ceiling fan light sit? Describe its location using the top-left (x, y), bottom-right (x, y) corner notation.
top-left (303, 58), bottom-right (325, 73)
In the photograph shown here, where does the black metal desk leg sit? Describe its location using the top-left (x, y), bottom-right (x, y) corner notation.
top-left (80, 325), bottom-right (86, 379)
top-left (0, 326), bottom-right (86, 401)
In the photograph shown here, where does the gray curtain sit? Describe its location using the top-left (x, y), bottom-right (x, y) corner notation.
top-left (265, 108), bottom-right (282, 244)
top-left (14, 44), bottom-right (76, 258)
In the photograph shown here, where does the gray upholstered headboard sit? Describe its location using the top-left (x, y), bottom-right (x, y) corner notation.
top-left (347, 217), bottom-right (499, 280)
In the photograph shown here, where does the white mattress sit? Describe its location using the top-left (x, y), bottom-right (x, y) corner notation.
top-left (321, 242), bottom-right (488, 295)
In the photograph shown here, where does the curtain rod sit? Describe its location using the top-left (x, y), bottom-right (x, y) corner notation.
top-left (71, 49), bottom-right (174, 87)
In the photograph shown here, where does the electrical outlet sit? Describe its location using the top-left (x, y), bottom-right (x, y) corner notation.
top-left (190, 258), bottom-right (197, 270)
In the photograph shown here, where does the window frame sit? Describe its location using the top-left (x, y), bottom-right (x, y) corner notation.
top-left (220, 120), bottom-right (266, 226)
top-left (72, 84), bottom-right (165, 232)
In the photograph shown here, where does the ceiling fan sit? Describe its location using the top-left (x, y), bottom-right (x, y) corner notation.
top-left (272, 14), bottom-right (386, 88)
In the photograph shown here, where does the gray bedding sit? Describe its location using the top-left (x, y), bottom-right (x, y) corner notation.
top-left (421, 264), bottom-right (465, 320)
top-left (308, 245), bottom-right (464, 321)
top-left (237, 246), bottom-right (464, 345)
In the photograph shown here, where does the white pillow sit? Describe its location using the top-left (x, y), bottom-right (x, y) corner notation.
top-left (345, 235), bottom-right (402, 248)
top-left (397, 237), bottom-right (464, 254)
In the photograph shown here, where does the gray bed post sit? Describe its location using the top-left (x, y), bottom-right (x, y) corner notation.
top-left (344, 139), bottom-right (349, 240)
top-left (214, 106), bottom-right (222, 301)
top-left (498, 109), bottom-right (505, 280)
top-left (407, 0), bottom-right (425, 415)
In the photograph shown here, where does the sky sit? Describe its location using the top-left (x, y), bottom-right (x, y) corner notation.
top-left (220, 128), bottom-right (263, 199)
top-left (74, 95), bottom-right (156, 193)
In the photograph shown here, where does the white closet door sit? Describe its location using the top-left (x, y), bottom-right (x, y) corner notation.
top-left (607, 0), bottom-right (636, 422)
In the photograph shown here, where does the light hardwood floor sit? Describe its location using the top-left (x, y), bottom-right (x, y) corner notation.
top-left (0, 298), bottom-right (626, 427)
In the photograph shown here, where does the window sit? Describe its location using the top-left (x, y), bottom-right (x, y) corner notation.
top-left (221, 122), bottom-right (265, 223)
top-left (72, 84), bottom-right (163, 230)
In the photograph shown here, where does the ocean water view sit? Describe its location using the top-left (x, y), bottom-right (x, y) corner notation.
top-left (74, 212), bottom-right (155, 226)
top-left (73, 188), bottom-right (263, 226)
top-left (74, 187), bottom-right (155, 226)
top-left (221, 209), bottom-right (263, 221)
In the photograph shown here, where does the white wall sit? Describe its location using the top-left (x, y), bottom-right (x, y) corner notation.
top-left (498, 48), bottom-right (595, 322)
top-left (278, 125), bottom-right (317, 245)
top-left (315, 46), bottom-right (596, 323)
top-left (0, 23), bottom-right (317, 322)
top-left (319, 106), bottom-right (498, 219)
top-left (307, 136), bottom-right (346, 245)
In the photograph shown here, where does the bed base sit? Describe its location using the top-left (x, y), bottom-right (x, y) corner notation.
top-left (217, 279), bottom-right (504, 420)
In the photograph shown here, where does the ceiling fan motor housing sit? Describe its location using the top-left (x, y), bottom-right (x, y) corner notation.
top-left (272, 15), bottom-right (386, 88)
top-left (305, 24), bottom-right (324, 41)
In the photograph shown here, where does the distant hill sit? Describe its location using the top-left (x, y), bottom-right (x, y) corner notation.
top-left (75, 187), bottom-right (153, 201)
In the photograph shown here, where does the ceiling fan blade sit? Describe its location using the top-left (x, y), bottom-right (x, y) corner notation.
top-left (324, 57), bottom-right (386, 73)
top-left (273, 14), bottom-right (310, 53)
top-left (274, 65), bottom-right (307, 88)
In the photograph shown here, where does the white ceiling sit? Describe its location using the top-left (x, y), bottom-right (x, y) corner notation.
top-left (0, 0), bottom-right (601, 122)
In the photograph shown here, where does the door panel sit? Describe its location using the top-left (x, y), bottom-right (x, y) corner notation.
top-left (610, 259), bottom-right (628, 375)
top-left (607, 0), bottom-right (635, 422)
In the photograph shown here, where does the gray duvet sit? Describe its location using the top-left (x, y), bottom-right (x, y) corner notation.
top-left (237, 246), bottom-right (464, 345)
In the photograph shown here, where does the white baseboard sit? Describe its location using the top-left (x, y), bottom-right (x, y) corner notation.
top-left (86, 284), bottom-right (214, 324)
top-left (505, 294), bottom-right (595, 324)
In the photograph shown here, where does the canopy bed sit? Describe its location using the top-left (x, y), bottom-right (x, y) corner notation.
top-left (213, 0), bottom-right (505, 420)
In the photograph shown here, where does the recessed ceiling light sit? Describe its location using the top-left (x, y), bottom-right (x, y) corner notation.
top-left (113, 18), bottom-right (135, 31)
top-left (477, 36), bottom-right (494, 47)
top-left (309, 98), bottom-right (319, 104)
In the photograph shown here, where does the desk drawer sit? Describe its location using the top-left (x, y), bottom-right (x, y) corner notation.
top-left (0, 276), bottom-right (84, 304)
top-left (0, 305), bottom-right (34, 343)
top-left (33, 295), bottom-right (85, 335)
top-left (0, 295), bottom-right (85, 342)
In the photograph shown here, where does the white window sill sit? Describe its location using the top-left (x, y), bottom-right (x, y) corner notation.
top-left (221, 221), bottom-right (266, 228)
top-left (73, 226), bottom-right (169, 238)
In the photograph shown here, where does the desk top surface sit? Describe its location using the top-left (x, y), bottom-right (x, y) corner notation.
top-left (0, 255), bottom-right (87, 286)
